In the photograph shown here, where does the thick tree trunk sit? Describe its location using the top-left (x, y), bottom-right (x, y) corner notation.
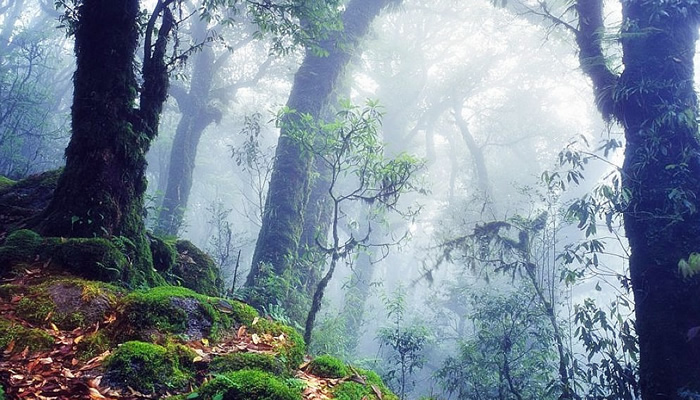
top-left (246, 0), bottom-right (396, 308)
top-left (574, 1), bottom-right (700, 397)
top-left (36, 0), bottom-right (172, 286)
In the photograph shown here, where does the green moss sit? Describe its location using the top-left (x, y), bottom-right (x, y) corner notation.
top-left (104, 341), bottom-right (195, 393)
top-left (75, 331), bottom-right (111, 360)
top-left (210, 352), bottom-right (288, 376)
top-left (250, 319), bottom-right (305, 371)
top-left (169, 240), bottom-right (223, 297)
top-left (114, 286), bottom-right (239, 341)
top-left (198, 369), bottom-right (302, 400)
top-left (0, 176), bottom-right (15, 191)
top-left (332, 368), bottom-right (398, 400)
top-left (47, 237), bottom-right (129, 282)
top-left (13, 278), bottom-right (120, 330)
top-left (148, 234), bottom-right (177, 273)
top-left (0, 229), bottom-right (43, 274)
top-left (307, 354), bottom-right (348, 378)
top-left (0, 317), bottom-right (53, 353)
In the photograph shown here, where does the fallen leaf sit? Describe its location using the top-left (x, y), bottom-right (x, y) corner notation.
top-left (251, 334), bottom-right (260, 344)
top-left (88, 387), bottom-right (107, 399)
top-left (74, 335), bottom-right (84, 344)
top-left (252, 317), bottom-right (259, 325)
top-left (4, 339), bottom-right (15, 353)
top-left (371, 384), bottom-right (383, 399)
top-left (201, 338), bottom-right (209, 346)
top-left (237, 325), bottom-right (246, 338)
top-left (50, 323), bottom-right (59, 332)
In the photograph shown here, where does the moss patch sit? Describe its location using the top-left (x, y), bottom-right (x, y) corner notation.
top-left (197, 369), bottom-right (302, 400)
top-left (210, 352), bottom-right (288, 376)
top-left (250, 319), bottom-right (305, 371)
top-left (333, 368), bottom-right (398, 400)
top-left (169, 240), bottom-right (223, 297)
top-left (0, 229), bottom-right (43, 275)
top-left (307, 354), bottom-right (348, 378)
top-left (148, 233), bottom-right (177, 273)
top-left (75, 331), bottom-right (111, 360)
top-left (104, 341), bottom-right (195, 394)
top-left (0, 176), bottom-right (15, 191)
top-left (0, 317), bottom-right (53, 353)
top-left (13, 278), bottom-right (120, 330)
top-left (113, 286), bottom-right (240, 342)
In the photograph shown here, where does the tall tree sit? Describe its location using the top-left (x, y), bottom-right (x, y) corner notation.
top-left (246, 0), bottom-right (398, 308)
top-left (512, 0), bottom-right (700, 397)
top-left (35, 0), bottom-right (173, 284)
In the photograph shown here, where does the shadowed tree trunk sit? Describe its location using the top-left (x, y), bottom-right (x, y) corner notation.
top-left (246, 0), bottom-right (397, 310)
top-left (35, 0), bottom-right (173, 285)
top-left (571, 1), bottom-right (700, 397)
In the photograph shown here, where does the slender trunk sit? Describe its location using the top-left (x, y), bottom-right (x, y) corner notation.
top-left (246, 0), bottom-right (396, 308)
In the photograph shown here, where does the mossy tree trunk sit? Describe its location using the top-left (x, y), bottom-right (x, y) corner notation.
top-left (573, 1), bottom-right (700, 397)
top-left (36, 0), bottom-right (173, 286)
top-left (246, 0), bottom-right (398, 309)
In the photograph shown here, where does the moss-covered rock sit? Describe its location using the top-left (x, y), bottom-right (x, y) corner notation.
top-left (104, 341), bottom-right (195, 393)
top-left (13, 278), bottom-right (121, 330)
top-left (0, 229), bottom-right (43, 275)
top-left (210, 352), bottom-right (288, 376)
top-left (0, 169), bottom-right (60, 237)
top-left (113, 286), bottom-right (239, 341)
top-left (168, 240), bottom-right (223, 297)
top-left (148, 234), bottom-right (177, 273)
top-left (0, 317), bottom-right (53, 353)
top-left (48, 237), bottom-right (129, 282)
top-left (0, 176), bottom-right (14, 191)
top-left (307, 354), bottom-right (348, 378)
top-left (332, 368), bottom-right (399, 400)
top-left (197, 369), bottom-right (302, 400)
top-left (250, 318), bottom-right (306, 371)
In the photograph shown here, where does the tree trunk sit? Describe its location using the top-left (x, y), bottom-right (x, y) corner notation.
top-left (36, 0), bottom-right (172, 286)
top-left (246, 0), bottom-right (396, 308)
top-left (574, 1), bottom-right (700, 397)
top-left (155, 42), bottom-right (217, 236)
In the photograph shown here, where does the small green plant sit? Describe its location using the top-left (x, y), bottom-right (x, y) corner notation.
top-left (377, 285), bottom-right (430, 400)
top-left (307, 354), bottom-right (349, 378)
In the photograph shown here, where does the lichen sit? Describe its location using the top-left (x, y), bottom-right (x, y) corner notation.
top-left (307, 354), bottom-right (348, 378)
top-left (104, 341), bottom-right (195, 394)
top-left (196, 369), bottom-right (302, 400)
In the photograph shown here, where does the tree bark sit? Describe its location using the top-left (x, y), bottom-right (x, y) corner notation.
top-left (246, 0), bottom-right (396, 308)
top-left (35, 0), bottom-right (173, 286)
top-left (574, 1), bottom-right (700, 397)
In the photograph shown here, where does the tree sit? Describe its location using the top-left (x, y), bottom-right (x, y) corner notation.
top-left (34, 0), bottom-right (174, 284)
top-left (246, 0), bottom-right (399, 310)
top-left (525, 1), bottom-right (700, 397)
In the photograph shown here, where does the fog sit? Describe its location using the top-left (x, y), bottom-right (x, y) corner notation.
top-left (2, 0), bottom-right (642, 398)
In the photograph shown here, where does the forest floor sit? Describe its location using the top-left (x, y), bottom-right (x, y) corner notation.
top-left (0, 269), bottom-right (375, 400)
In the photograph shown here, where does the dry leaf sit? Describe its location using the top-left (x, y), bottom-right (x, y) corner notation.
top-left (88, 387), bottom-right (108, 399)
top-left (74, 335), bottom-right (84, 344)
top-left (371, 384), bottom-right (383, 399)
top-left (237, 325), bottom-right (246, 338)
top-left (201, 338), bottom-right (209, 346)
top-left (251, 333), bottom-right (260, 344)
top-left (4, 339), bottom-right (15, 353)
top-left (252, 317), bottom-right (259, 325)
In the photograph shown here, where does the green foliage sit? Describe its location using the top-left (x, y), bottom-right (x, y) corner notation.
top-left (196, 369), bottom-right (302, 400)
top-left (249, 318), bottom-right (306, 371)
top-left (377, 285), bottom-right (430, 399)
top-left (210, 352), bottom-right (288, 376)
top-left (436, 288), bottom-right (556, 400)
top-left (307, 354), bottom-right (349, 378)
top-left (105, 341), bottom-right (195, 393)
